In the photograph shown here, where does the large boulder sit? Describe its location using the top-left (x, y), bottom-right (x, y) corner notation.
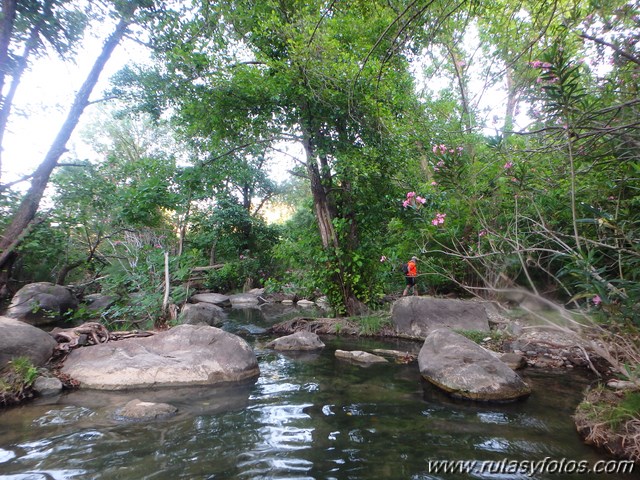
top-left (7, 282), bottom-right (78, 326)
top-left (418, 328), bottom-right (531, 402)
top-left (391, 296), bottom-right (490, 338)
top-left (189, 293), bottom-right (231, 308)
top-left (179, 302), bottom-right (226, 326)
top-left (0, 316), bottom-right (58, 368)
top-left (60, 324), bottom-right (260, 390)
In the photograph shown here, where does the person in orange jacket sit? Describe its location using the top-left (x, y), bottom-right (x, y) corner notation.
top-left (402, 256), bottom-right (419, 296)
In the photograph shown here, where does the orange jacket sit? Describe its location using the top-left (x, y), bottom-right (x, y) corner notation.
top-left (407, 260), bottom-right (417, 277)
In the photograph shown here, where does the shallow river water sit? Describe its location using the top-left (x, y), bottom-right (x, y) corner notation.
top-left (0, 306), bottom-right (636, 480)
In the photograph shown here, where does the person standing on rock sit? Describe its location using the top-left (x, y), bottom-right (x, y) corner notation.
top-left (402, 256), bottom-right (419, 296)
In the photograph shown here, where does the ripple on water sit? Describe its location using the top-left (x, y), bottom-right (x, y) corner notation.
top-left (0, 447), bottom-right (16, 463)
top-left (0, 469), bottom-right (87, 479)
top-left (32, 406), bottom-right (95, 427)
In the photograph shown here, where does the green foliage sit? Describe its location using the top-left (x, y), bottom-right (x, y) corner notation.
top-left (354, 313), bottom-right (392, 335)
top-left (0, 357), bottom-right (39, 407)
top-left (580, 387), bottom-right (640, 431)
top-left (206, 257), bottom-right (260, 293)
top-left (10, 357), bottom-right (39, 386)
top-left (454, 329), bottom-right (504, 345)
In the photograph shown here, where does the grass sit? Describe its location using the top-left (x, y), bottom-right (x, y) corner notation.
top-left (454, 328), bottom-right (505, 345)
top-left (0, 357), bottom-right (39, 407)
top-left (353, 313), bottom-right (392, 335)
top-left (578, 387), bottom-right (640, 430)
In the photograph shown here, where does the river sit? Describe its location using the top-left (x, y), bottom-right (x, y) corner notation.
top-left (0, 305), bottom-right (634, 479)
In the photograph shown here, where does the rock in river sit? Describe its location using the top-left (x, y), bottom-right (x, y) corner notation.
top-left (418, 328), bottom-right (531, 402)
top-left (61, 324), bottom-right (259, 390)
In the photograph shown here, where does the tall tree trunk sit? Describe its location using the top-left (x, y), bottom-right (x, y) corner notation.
top-left (0, 0), bottom-right (17, 99)
top-left (502, 66), bottom-right (518, 140)
top-left (0, 16), bottom-right (132, 274)
top-left (0, 0), bottom-right (54, 176)
top-left (0, 0), bottom-right (17, 181)
top-left (300, 122), bottom-right (365, 316)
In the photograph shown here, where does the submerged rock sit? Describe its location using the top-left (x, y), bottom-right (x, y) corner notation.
top-left (61, 324), bottom-right (259, 390)
top-left (418, 328), bottom-right (531, 402)
top-left (335, 350), bottom-right (388, 365)
top-left (116, 399), bottom-right (178, 421)
top-left (267, 331), bottom-right (325, 351)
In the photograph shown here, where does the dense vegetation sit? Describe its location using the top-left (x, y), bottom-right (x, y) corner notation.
top-left (0, 1), bottom-right (638, 340)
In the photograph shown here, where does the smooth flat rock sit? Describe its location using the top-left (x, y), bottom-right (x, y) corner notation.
top-left (61, 324), bottom-right (259, 390)
top-left (335, 350), bottom-right (388, 364)
top-left (229, 293), bottom-right (260, 307)
top-left (189, 293), bottom-right (231, 307)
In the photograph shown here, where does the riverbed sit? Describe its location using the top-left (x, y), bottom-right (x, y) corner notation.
top-left (0, 306), bottom-right (634, 479)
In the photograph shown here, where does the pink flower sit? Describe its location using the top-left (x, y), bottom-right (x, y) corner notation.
top-left (504, 161), bottom-right (513, 169)
top-left (416, 196), bottom-right (426, 204)
top-left (608, 196), bottom-right (615, 200)
top-left (380, 255), bottom-right (387, 262)
top-left (431, 181), bottom-right (438, 186)
top-left (478, 229), bottom-right (487, 237)
top-left (431, 213), bottom-right (446, 226)
top-left (432, 145), bottom-right (438, 153)
top-left (406, 191), bottom-right (416, 198)
top-left (402, 199), bottom-right (411, 208)
top-left (592, 295), bottom-right (602, 306)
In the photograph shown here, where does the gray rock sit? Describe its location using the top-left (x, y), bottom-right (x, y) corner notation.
top-left (391, 296), bottom-right (490, 339)
top-left (7, 282), bottom-right (78, 326)
top-left (296, 299), bottom-right (316, 307)
top-left (335, 350), bottom-right (388, 364)
top-left (189, 293), bottom-right (231, 307)
top-left (0, 316), bottom-right (57, 368)
top-left (116, 399), bottom-right (177, 421)
top-left (500, 352), bottom-right (527, 370)
top-left (267, 331), bottom-right (325, 351)
top-left (61, 324), bottom-right (260, 390)
top-left (33, 376), bottom-right (63, 396)
top-left (82, 294), bottom-right (117, 312)
top-left (418, 328), bottom-right (531, 402)
top-left (180, 302), bottom-right (226, 326)
top-left (229, 293), bottom-right (260, 307)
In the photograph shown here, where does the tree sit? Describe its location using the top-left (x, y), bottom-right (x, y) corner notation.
top-left (0, 0), bottom-right (88, 179)
top-left (0, 1), bottom-right (151, 295)
top-left (127, 0), bottom-right (468, 314)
